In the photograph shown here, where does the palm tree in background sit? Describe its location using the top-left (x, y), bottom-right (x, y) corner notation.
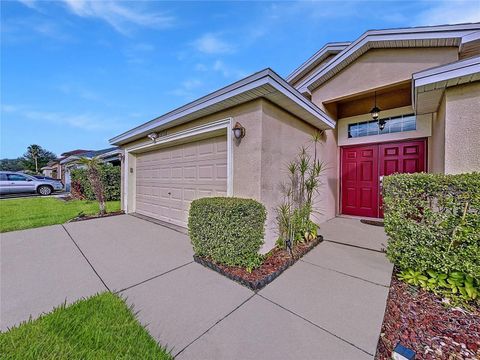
top-left (27, 145), bottom-right (41, 173)
top-left (76, 156), bottom-right (106, 215)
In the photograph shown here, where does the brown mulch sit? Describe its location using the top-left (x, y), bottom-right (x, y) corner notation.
top-left (376, 275), bottom-right (480, 360)
top-left (210, 239), bottom-right (321, 283)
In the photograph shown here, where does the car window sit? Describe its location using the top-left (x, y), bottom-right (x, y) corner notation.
top-left (0, 174), bottom-right (7, 181)
top-left (7, 174), bottom-right (29, 181)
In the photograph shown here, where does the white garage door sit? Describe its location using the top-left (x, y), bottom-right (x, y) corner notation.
top-left (135, 135), bottom-right (228, 227)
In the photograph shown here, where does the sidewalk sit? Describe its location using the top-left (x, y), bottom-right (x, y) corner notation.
top-left (1, 215), bottom-right (393, 359)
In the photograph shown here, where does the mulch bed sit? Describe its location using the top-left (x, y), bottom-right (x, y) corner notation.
top-left (376, 275), bottom-right (480, 359)
top-left (194, 235), bottom-right (323, 291)
top-left (67, 211), bottom-right (125, 223)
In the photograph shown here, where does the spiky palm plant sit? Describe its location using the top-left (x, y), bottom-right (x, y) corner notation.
top-left (276, 132), bottom-right (326, 251)
top-left (76, 156), bottom-right (106, 215)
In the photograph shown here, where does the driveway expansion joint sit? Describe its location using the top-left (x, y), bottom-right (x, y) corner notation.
top-left (257, 293), bottom-right (373, 357)
top-left (174, 293), bottom-right (256, 357)
top-left (300, 259), bottom-right (390, 288)
top-left (117, 261), bottom-right (194, 293)
top-left (323, 238), bottom-right (386, 254)
top-left (61, 224), bottom-right (110, 292)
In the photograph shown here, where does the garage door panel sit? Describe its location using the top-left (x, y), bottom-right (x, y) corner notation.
top-left (135, 136), bottom-right (227, 227)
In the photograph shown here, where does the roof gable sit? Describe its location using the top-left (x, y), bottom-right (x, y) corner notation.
top-left (297, 23), bottom-right (480, 94)
top-left (110, 69), bottom-right (334, 146)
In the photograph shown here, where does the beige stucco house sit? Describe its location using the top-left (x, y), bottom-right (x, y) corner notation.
top-left (110, 23), bottom-right (480, 251)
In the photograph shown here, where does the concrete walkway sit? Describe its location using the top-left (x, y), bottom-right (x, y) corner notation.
top-left (1, 215), bottom-right (392, 359)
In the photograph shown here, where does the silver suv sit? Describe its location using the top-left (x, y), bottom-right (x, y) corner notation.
top-left (0, 171), bottom-right (64, 196)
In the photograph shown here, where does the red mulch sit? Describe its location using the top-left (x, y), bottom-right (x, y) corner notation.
top-left (376, 275), bottom-right (480, 360)
top-left (212, 239), bottom-right (321, 282)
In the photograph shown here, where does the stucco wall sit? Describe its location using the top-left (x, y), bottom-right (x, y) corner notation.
top-left (337, 106), bottom-right (432, 147)
top-left (311, 47), bottom-right (458, 114)
top-left (119, 98), bottom-right (336, 253)
top-left (444, 82), bottom-right (480, 174)
top-left (259, 100), bottom-right (337, 251)
top-left (429, 96), bottom-right (446, 173)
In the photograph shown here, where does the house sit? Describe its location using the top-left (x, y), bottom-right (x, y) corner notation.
top-left (40, 161), bottom-right (61, 179)
top-left (110, 23), bottom-right (480, 251)
top-left (41, 149), bottom-right (92, 180)
top-left (59, 147), bottom-right (122, 191)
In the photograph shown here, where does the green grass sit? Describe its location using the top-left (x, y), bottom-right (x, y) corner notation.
top-left (0, 197), bottom-right (121, 233)
top-left (0, 292), bottom-right (172, 360)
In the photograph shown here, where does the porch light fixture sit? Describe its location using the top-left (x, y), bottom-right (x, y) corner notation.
top-left (370, 91), bottom-right (383, 128)
top-left (232, 122), bottom-right (246, 140)
top-left (147, 132), bottom-right (159, 142)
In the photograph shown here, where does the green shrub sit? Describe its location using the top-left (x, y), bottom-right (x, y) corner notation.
top-left (383, 172), bottom-right (480, 281)
top-left (188, 197), bottom-right (266, 271)
top-left (398, 269), bottom-right (479, 303)
top-left (71, 165), bottom-right (121, 201)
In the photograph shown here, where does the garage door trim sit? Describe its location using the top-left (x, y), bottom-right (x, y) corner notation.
top-left (123, 118), bottom-right (233, 213)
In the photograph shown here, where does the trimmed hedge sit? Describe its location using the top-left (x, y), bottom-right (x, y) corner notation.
top-left (71, 165), bottom-right (121, 201)
top-left (188, 197), bottom-right (266, 270)
top-left (383, 172), bottom-right (480, 280)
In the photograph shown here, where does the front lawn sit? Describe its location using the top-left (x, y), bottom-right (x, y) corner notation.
top-left (0, 292), bottom-right (172, 360)
top-left (0, 197), bottom-right (121, 233)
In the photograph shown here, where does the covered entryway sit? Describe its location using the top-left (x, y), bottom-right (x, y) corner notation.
top-left (341, 139), bottom-right (425, 218)
top-left (135, 135), bottom-right (228, 227)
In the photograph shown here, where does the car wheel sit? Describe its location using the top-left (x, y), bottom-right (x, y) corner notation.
top-left (37, 185), bottom-right (53, 196)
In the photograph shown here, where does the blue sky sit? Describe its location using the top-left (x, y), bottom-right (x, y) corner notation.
top-left (1, 0), bottom-right (479, 158)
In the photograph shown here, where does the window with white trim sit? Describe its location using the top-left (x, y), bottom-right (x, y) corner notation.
top-left (348, 114), bottom-right (416, 138)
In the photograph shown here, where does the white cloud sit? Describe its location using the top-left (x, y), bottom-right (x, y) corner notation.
top-left (17, 0), bottom-right (37, 9)
top-left (193, 33), bottom-right (234, 54)
top-left (1, 104), bottom-right (115, 131)
top-left (124, 42), bottom-right (156, 64)
top-left (169, 78), bottom-right (204, 98)
top-left (194, 63), bottom-right (208, 72)
top-left (61, 0), bottom-right (175, 35)
top-left (414, 0), bottom-right (480, 25)
top-left (212, 60), bottom-right (247, 79)
top-left (15, 0), bottom-right (173, 37)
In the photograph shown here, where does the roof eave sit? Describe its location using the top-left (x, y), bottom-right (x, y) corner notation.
top-left (110, 69), bottom-right (334, 146)
top-left (300, 23), bottom-right (480, 93)
top-left (286, 42), bottom-right (351, 84)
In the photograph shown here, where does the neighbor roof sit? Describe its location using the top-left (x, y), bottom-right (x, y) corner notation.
top-left (296, 23), bottom-right (480, 93)
top-left (110, 68), bottom-right (335, 146)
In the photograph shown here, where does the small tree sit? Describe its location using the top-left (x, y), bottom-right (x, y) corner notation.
top-left (22, 144), bottom-right (56, 173)
top-left (276, 131), bottom-right (326, 253)
top-left (76, 156), bottom-right (106, 215)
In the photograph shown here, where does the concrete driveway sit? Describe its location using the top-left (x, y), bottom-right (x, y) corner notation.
top-left (1, 215), bottom-right (392, 359)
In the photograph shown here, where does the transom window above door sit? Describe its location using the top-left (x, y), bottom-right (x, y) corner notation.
top-left (348, 114), bottom-right (416, 138)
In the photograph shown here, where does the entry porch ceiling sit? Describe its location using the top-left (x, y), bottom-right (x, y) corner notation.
top-left (323, 81), bottom-right (412, 120)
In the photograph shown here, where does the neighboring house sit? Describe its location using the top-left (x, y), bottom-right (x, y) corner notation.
top-left (41, 161), bottom-right (61, 179)
top-left (109, 23), bottom-right (480, 251)
top-left (40, 150), bottom-right (91, 180)
top-left (60, 148), bottom-right (122, 192)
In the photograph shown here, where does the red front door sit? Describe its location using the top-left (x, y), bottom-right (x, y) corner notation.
top-left (341, 145), bottom-right (379, 218)
top-left (341, 139), bottom-right (426, 218)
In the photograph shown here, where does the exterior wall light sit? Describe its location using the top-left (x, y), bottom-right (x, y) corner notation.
top-left (378, 118), bottom-right (387, 131)
top-left (370, 91), bottom-right (382, 129)
top-left (232, 122), bottom-right (246, 140)
top-left (147, 132), bottom-right (159, 142)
